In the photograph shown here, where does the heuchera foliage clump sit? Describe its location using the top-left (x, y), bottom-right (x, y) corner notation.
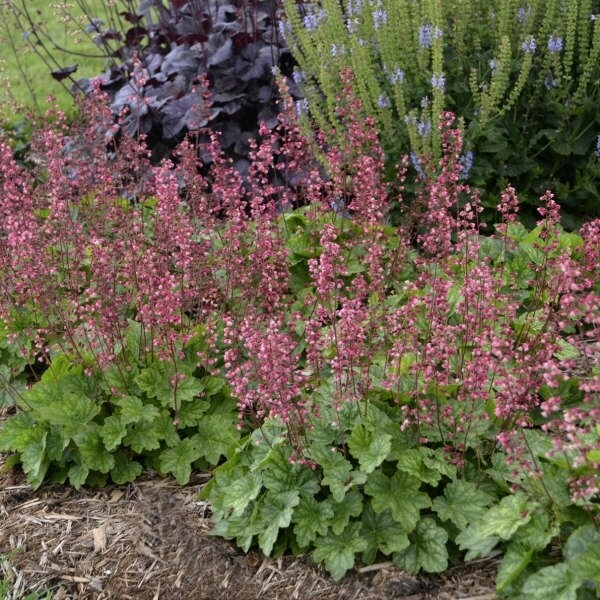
top-left (0, 69), bottom-right (598, 595)
top-left (76, 0), bottom-right (302, 169)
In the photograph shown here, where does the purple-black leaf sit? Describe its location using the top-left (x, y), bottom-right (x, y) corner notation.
top-left (51, 64), bottom-right (78, 81)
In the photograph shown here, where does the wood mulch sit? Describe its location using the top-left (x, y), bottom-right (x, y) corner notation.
top-left (0, 457), bottom-right (499, 600)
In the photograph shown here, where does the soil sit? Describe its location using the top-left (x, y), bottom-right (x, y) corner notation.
top-left (0, 451), bottom-right (499, 600)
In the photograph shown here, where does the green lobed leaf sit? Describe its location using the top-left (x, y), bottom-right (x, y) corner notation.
top-left (565, 525), bottom-right (600, 587)
top-left (310, 445), bottom-right (365, 502)
top-left (521, 563), bottom-right (579, 600)
top-left (113, 395), bottom-right (160, 425)
top-left (195, 414), bottom-right (239, 465)
top-left (158, 438), bottom-right (203, 485)
top-left (261, 445), bottom-right (320, 497)
top-left (496, 544), bottom-right (534, 592)
top-left (135, 366), bottom-right (174, 406)
top-left (395, 448), bottom-right (456, 486)
top-left (432, 479), bottom-right (495, 530)
top-left (364, 469), bottom-right (431, 532)
top-left (176, 398), bottom-right (210, 428)
top-left (256, 490), bottom-right (301, 556)
top-left (100, 415), bottom-right (127, 451)
top-left (0, 412), bottom-right (35, 452)
top-left (123, 419), bottom-right (163, 453)
top-left (29, 389), bottom-right (100, 437)
top-left (293, 496), bottom-right (335, 548)
top-left (456, 492), bottom-right (536, 560)
top-left (216, 470), bottom-right (263, 518)
top-left (347, 424), bottom-right (392, 474)
top-left (360, 503), bottom-right (410, 564)
top-left (74, 429), bottom-right (115, 473)
top-left (312, 522), bottom-right (368, 580)
top-left (330, 488), bottom-right (364, 535)
top-left (20, 427), bottom-right (50, 489)
top-left (111, 450), bottom-right (143, 485)
top-left (393, 517), bottom-right (448, 573)
top-left (68, 463), bottom-right (89, 490)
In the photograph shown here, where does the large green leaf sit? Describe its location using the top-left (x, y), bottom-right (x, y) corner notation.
top-left (395, 447), bottom-right (456, 486)
top-left (393, 517), bottom-right (448, 573)
top-left (158, 438), bottom-right (203, 484)
top-left (432, 479), bottom-right (494, 529)
top-left (456, 492), bottom-right (536, 560)
top-left (110, 450), bottom-right (143, 485)
top-left (100, 415), bottom-right (127, 451)
top-left (293, 496), bottom-right (334, 548)
top-left (496, 544), bottom-right (534, 592)
top-left (310, 445), bottom-right (365, 502)
top-left (20, 427), bottom-right (49, 489)
top-left (0, 412), bottom-right (35, 452)
top-left (313, 522), bottom-right (368, 580)
top-left (113, 395), bottom-right (159, 424)
top-left (74, 429), bottom-right (115, 473)
top-left (256, 490), bottom-right (300, 556)
top-left (347, 424), bottom-right (392, 474)
top-left (195, 414), bottom-right (239, 465)
top-left (565, 525), bottom-right (600, 587)
top-left (217, 471), bottom-right (263, 518)
top-left (261, 445), bottom-right (320, 496)
top-left (521, 563), bottom-right (579, 600)
top-left (330, 488), bottom-right (363, 535)
top-left (364, 469), bottom-right (430, 532)
top-left (360, 504), bottom-right (410, 564)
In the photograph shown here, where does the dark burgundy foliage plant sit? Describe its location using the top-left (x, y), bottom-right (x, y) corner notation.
top-left (77, 0), bottom-right (303, 169)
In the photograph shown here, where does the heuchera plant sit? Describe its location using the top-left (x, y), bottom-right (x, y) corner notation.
top-left (76, 0), bottom-right (302, 169)
top-left (0, 70), bottom-right (598, 597)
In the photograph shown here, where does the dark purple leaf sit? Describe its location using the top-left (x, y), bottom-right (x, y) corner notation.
top-left (51, 64), bottom-right (78, 81)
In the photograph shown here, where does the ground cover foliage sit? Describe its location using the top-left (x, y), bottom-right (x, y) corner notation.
top-left (0, 64), bottom-right (598, 598)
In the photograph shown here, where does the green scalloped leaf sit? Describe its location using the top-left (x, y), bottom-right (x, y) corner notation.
top-left (432, 479), bottom-right (494, 529)
top-left (113, 395), bottom-right (160, 424)
top-left (521, 563), bottom-right (579, 600)
top-left (347, 424), bottom-right (392, 474)
top-left (293, 496), bottom-right (334, 548)
top-left (364, 469), bottom-right (430, 532)
top-left (0, 412), bottom-right (35, 452)
top-left (393, 517), bottom-right (448, 573)
top-left (313, 522), bottom-right (368, 580)
top-left (100, 415), bottom-right (127, 451)
top-left (360, 503), bottom-right (410, 564)
top-left (110, 450), bottom-right (143, 485)
top-left (256, 490), bottom-right (300, 556)
top-left (158, 437), bottom-right (203, 484)
top-left (68, 463), bottom-right (89, 490)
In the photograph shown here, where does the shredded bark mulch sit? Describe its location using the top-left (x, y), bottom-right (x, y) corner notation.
top-left (0, 457), bottom-right (499, 600)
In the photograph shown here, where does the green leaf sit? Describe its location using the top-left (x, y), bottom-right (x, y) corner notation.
top-left (293, 496), bottom-right (334, 548)
top-left (110, 450), bottom-right (143, 485)
top-left (256, 490), bottom-right (300, 556)
top-left (261, 445), bottom-right (320, 497)
top-left (158, 438), bottom-right (203, 484)
top-left (74, 429), bottom-right (115, 473)
top-left (360, 504), bottom-right (410, 564)
top-left (31, 390), bottom-right (100, 436)
top-left (522, 563), bottom-right (579, 600)
top-left (364, 470), bottom-right (430, 532)
top-left (173, 374), bottom-right (204, 404)
top-left (311, 446), bottom-right (365, 502)
top-left (153, 412), bottom-right (181, 447)
top-left (395, 448), bottom-right (455, 486)
top-left (0, 412), bottom-right (35, 452)
top-left (176, 398), bottom-right (209, 428)
top-left (456, 492), bottom-right (536, 560)
top-left (496, 544), bottom-right (534, 592)
top-left (100, 415), bottom-right (127, 451)
top-left (68, 463), bottom-right (89, 489)
top-left (135, 366), bottom-right (173, 406)
top-left (21, 428), bottom-right (49, 489)
top-left (330, 489), bottom-right (363, 535)
top-left (195, 414), bottom-right (239, 464)
top-left (217, 471), bottom-right (263, 518)
top-left (347, 425), bottom-right (391, 474)
top-left (123, 419), bottom-right (163, 453)
top-left (432, 479), bottom-right (494, 529)
top-left (565, 525), bottom-right (600, 586)
top-left (313, 522), bottom-right (367, 580)
top-left (113, 395), bottom-right (160, 424)
top-left (393, 517), bottom-right (448, 573)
